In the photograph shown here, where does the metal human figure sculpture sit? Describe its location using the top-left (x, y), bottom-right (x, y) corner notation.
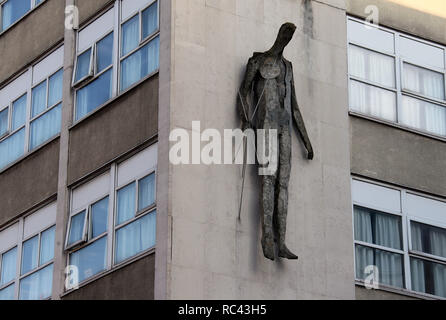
top-left (238, 23), bottom-right (314, 260)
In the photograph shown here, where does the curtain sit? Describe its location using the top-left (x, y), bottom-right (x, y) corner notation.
top-left (350, 80), bottom-right (396, 121)
top-left (142, 1), bottom-right (158, 39)
top-left (410, 258), bottom-right (426, 293)
top-left (29, 103), bottom-right (61, 150)
top-left (403, 63), bottom-right (445, 100)
top-left (39, 227), bottom-right (55, 266)
top-left (121, 15), bottom-right (139, 57)
top-left (430, 228), bottom-right (446, 258)
top-left (0, 285), bottom-right (14, 300)
top-left (91, 198), bottom-right (108, 238)
top-left (401, 96), bottom-right (446, 136)
top-left (75, 69), bottom-right (112, 121)
top-left (115, 211), bottom-right (156, 264)
top-left (138, 174), bottom-right (155, 211)
top-left (0, 128), bottom-right (25, 170)
top-left (21, 236), bottom-right (38, 275)
top-left (349, 45), bottom-right (395, 88)
top-left (1, 0), bottom-right (31, 31)
top-left (32, 81), bottom-right (47, 118)
top-left (68, 211), bottom-right (85, 245)
top-left (433, 263), bottom-right (446, 298)
top-left (355, 245), bottom-right (374, 280)
top-left (69, 237), bottom-right (106, 284)
top-left (116, 183), bottom-right (135, 225)
top-left (48, 69), bottom-right (63, 107)
top-left (12, 94), bottom-right (26, 130)
top-left (1, 247), bottom-right (17, 286)
top-left (19, 264), bottom-right (53, 300)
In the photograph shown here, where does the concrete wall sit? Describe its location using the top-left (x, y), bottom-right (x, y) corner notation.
top-left (0, 139), bottom-right (59, 226)
top-left (161, 0), bottom-right (355, 299)
top-left (62, 254), bottom-right (155, 300)
top-left (68, 76), bottom-right (159, 184)
top-left (0, 0), bottom-right (65, 85)
top-left (355, 286), bottom-right (418, 300)
top-left (76, 0), bottom-right (114, 25)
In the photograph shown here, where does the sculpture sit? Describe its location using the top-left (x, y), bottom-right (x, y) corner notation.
top-left (238, 23), bottom-right (314, 260)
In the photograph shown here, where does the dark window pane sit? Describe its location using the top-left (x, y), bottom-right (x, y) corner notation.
top-left (21, 236), bottom-right (38, 275)
top-left (91, 197), bottom-right (108, 238)
top-left (142, 1), bottom-right (158, 39)
top-left (0, 108), bottom-right (8, 136)
top-left (411, 221), bottom-right (446, 259)
top-left (69, 237), bottom-right (107, 283)
top-left (96, 33), bottom-right (114, 73)
top-left (138, 174), bottom-right (155, 211)
top-left (411, 257), bottom-right (446, 298)
top-left (75, 49), bottom-right (92, 83)
top-left (68, 211), bottom-right (86, 246)
top-left (1, 0), bottom-right (31, 30)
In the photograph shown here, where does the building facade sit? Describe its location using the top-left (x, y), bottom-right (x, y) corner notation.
top-left (0, 0), bottom-right (445, 300)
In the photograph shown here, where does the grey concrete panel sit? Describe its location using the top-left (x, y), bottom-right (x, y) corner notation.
top-left (351, 117), bottom-right (446, 198)
top-left (0, 0), bottom-right (65, 85)
top-left (68, 75), bottom-right (159, 184)
top-left (0, 139), bottom-right (59, 226)
top-left (355, 286), bottom-right (419, 300)
top-left (77, 0), bottom-right (114, 25)
top-left (62, 254), bottom-right (155, 300)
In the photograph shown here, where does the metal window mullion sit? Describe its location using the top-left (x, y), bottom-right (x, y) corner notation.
top-left (395, 33), bottom-right (403, 125)
top-left (354, 240), bottom-right (405, 255)
top-left (36, 232), bottom-right (41, 268)
top-left (14, 219), bottom-right (24, 300)
top-left (112, 0), bottom-right (120, 97)
top-left (401, 190), bottom-right (411, 290)
top-left (108, 164), bottom-right (116, 268)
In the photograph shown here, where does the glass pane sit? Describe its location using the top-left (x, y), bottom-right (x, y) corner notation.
top-left (12, 94), bottom-right (26, 130)
top-left (120, 36), bottom-right (159, 91)
top-left (48, 69), bottom-right (63, 107)
top-left (411, 221), bottom-right (446, 259)
top-left (411, 258), bottom-right (446, 298)
top-left (1, 0), bottom-right (31, 30)
top-left (67, 211), bottom-right (86, 246)
top-left (138, 174), bottom-right (155, 211)
top-left (354, 206), bottom-right (402, 250)
top-left (32, 81), bottom-right (47, 118)
top-left (74, 48), bottom-right (92, 83)
top-left (121, 14), bottom-right (139, 56)
top-left (0, 284), bottom-right (15, 300)
top-left (349, 45), bottom-right (395, 88)
top-left (97, 32), bottom-right (114, 73)
top-left (349, 80), bottom-right (397, 121)
top-left (355, 244), bottom-right (404, 289)
top-left (0, 108), bottom-right (8, 136)
top-left (40, 227), bottom-right (55, 265)
top-left (1, 247), bottom-right (17, 286)
top-left (0, 128), bottom-right (25, 170)
top-left (403, 63), bottom-right (445, 100)
top-left (29, 103), bottom-right (61, 150)
top-left (91, 197), bottom-right (108, 238)
top-left (142, 1), bottom-right (158, 39)
top-left (21, 236), bottom-right (38, 275)
top-left (19, 264), bottom-right (53, 300)
top-left (115, 211), bottom-right (156, 264)
top-left (117, 182), bottom-right (136, 225)
top-left (69, 237), bottom-right (106, 284)
top-left (75, 68), bottom-right (112, 121)
top-left (400, 96), bottom-right (446, 136)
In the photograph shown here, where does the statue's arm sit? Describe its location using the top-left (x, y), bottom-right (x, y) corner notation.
top-left (291, 70), bottom-right (314, 160)
top-left (238, 56), bottom-right (258, 129)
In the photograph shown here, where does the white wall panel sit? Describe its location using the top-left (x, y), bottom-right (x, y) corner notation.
top-left (352, 179), bottom-right (401, 213)
top-left (23, 202), bottom-right (57, 239)
top-left (122, 0), bottom-right (153, 21)
top-left (117, 144), bottom-right (157, 187)
top-left (72, 172), bottom-right (110, 213)
top-left (78, 8), bottom-right (115, 53)
top-left (347, 19), bottom-right (395, 54)
top-left (0, 70), bottom-right (31, 107)
top-left (32, 46), bottom-right (64, 86)
top-left (0, 223), bottom-right (19, 253)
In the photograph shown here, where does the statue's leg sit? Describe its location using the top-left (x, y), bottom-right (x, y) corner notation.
top-left (277, 128), bottom-right (298, 260)
top-left (259, 123), bottom-right (276, 261)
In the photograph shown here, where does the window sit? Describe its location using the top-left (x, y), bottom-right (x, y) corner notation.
top-left (347, 17), bottom-right (446, 138)
top-left (73, 0), bottom-right (159, 122)
top-left (0, 0), bottom-right (45, 32)
top-left (65, 144), bottom-right (157, 286)
top-left (0, 202), bottom-right (56, 300)
top-left (0, 45), bottom-right (63, 171)
top-left (352, 178), bottom-right (446, 298)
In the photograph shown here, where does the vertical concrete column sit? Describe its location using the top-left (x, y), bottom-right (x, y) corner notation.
top-left (52, 0), bottom-right (76, 300)
top-left (155, 0), bottom-right (173, 300)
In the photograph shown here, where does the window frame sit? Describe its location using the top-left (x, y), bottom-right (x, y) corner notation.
top-left (352, 177), bottom-right (446, 299)
top-left (0, 0), bottom-right (45, 34)
top-left (347, 16), bottom-right (446, 139)
top-left (65, 149), bottom-right (157, 290)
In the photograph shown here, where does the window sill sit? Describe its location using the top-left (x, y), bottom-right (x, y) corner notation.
top-left (349, 111), bottom-right (446, 144)
top-left (60, 247), bottom-right (155, 298)
top-left (0, 134), bottom-right (60, 176)
top-left (69, 70), bottom-right (159, 131)
top-left (0, 0), bottom-right (46, 38)
top-left (355, 280), bottom-right (445, 300)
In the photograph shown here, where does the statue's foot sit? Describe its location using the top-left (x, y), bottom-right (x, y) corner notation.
top-left (278, 244), bottom-right (298, 260)
top-left (261, 235), bottom-right (275, 261)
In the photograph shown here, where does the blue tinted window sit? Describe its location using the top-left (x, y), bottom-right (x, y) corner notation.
top-left (138, 174), bottom-right (155, 211)
top-left (91, 198), bottom-right (108, 238)
top-left (1, 247), bottom-right (17, 286)
top-left (121, 15), bottom-right (139, 56)
top-left (0, 128), bottom-right (25, 170)
top-left (29, 103), bottom-right (61, 150)
top-left (74, 49), bottom-right (92, 83)
top-left (142, 1), bottom-right (158, 39)
top-left (32, 81), bottom-right (47, 118)
top-left (68, 211), bottom-right (86, 246)
top-left (48, 69), bottom-right (63, 106)
top-left (0, 108), bottom-right (8, 136)
top-left (40, 226), bottom-right (55, 265)
top-left (116, 183), bottom-right (136, 225)
top-left (97, 33), bottom-right (114, 73)
top-left (19, 264), bottom-right (53, 300)
top-left (69, 237), bottom-right (106, 283)
top-left (21, 236), bottom-right (39, 275)
top-left (1, 0), bottom-right (31, 31)
top-left (12, 94), bottom-right (26, 130)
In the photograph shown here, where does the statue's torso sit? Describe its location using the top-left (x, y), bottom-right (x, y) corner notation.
top-left (253, 54), bottom-right (292, 130)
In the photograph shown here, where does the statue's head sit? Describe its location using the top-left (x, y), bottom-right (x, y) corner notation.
top-left (275, 22), bottom-right (297, 49)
